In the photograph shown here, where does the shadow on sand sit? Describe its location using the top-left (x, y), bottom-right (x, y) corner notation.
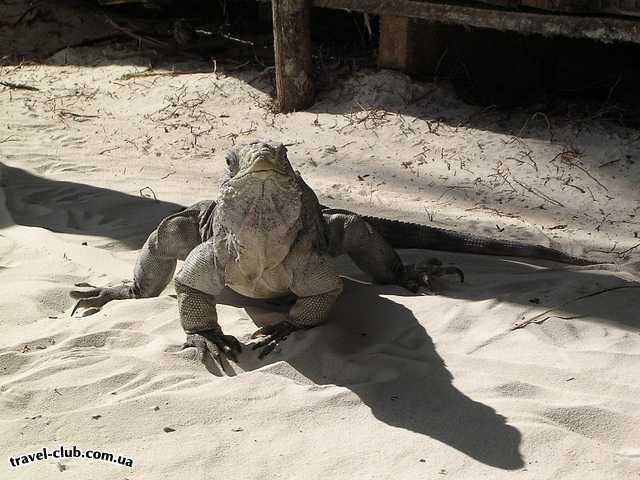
top-left (0, 163), bottom-right (184, 249)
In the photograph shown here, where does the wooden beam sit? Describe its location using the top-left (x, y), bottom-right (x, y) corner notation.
top-left (272, 0), bottom-right (315, 113)
top-left (313, 0), bottom-right (640, 43)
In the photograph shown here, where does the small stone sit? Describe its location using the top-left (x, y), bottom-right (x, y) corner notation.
top-left (91, 414), bottom-right (102, 420)
top-left (153, 406), bottom-right (160, 411)
top-left (163, 427), bottom-right (176, 433)
top-left (231, 427), bottom-right (244, 432)
top-left (419, 458), bottom-right (426, 463)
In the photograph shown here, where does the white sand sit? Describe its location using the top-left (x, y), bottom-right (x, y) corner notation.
top-left (1, 48), bottom-right (640, 479)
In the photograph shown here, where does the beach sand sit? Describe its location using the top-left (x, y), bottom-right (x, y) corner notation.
top-left (1, 17), bottom-right (640, 479)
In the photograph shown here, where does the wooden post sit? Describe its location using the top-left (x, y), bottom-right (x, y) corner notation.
top-left (272, 0), bottom-right (315, 113)
top-left (378, 16), bottom-right (449, 77)
top-left (378, 16), bottom-right (415, 71)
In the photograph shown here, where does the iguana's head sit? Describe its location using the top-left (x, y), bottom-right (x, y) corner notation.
top-left (215, 141), bottom-right (303, 256)
top-left (222, 140), bottom-right (296, 184)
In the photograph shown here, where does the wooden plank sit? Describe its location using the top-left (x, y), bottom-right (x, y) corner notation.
top-left (272, 0), bottom-right (315, 113)
top-left (378, 16), bottom-right (414, 70)
top-left (312, 0), bottom-right (640, 43)
top-left (378, 17), bottom-right (449, 75)
top-left (474, 0), bottom-right (607, 13)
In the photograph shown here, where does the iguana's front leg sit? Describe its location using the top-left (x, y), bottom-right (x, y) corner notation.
top-left (175, 242), bottom-right (242, 363)
top-left (177, 284), bottom-right (242, 362)
top-left (70, 206), bottom-right (205, 314)
top-left (324, 211), bottom-right (463, 292)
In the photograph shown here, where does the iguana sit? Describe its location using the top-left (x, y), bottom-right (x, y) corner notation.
top-left (70, 140), bottom-right (595, 363)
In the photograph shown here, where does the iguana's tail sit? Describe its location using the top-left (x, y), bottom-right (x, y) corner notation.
top-left (323, 207), bottom-right (596, 266)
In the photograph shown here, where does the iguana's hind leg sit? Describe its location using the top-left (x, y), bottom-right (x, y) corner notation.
top-left (323, 212), bottom-right (463, 292)
top-left (70, 204), bottom-right (209, 314)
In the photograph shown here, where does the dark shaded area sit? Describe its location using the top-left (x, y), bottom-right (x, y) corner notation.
top-left (0, 0), bottom-right (120, 60)
top-left (309, 19), bottom-right (640, 139)
top-left (418, 22), bottom-right (640, 116)
top-left (0, 164), bottom-right (184, 249)
top-left (0, 0), bottom-right (272, 66)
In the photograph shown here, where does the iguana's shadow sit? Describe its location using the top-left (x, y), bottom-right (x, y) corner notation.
top-left (221, 280), bottom-right (524, 471)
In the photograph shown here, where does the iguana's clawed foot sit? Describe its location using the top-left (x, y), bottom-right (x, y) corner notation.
top-left (401, 258), bottom-right (464, 293)
top-left (70, 283), bottom-right (135, 316)
top-left (182, 330), bottom-right (243, 363)
top-left (251, 321), bottom-right (298, 359)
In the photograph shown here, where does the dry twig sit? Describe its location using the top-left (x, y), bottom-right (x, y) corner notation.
top-left (139, 187), bottom-right (157, 201)
top-left (512, 285), bottom-right (640, 330)
top-left (0, 80), bottom-right (38, 91)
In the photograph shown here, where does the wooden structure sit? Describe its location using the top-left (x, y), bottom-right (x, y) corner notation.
top-left (272, 0), bottom-right (315, 112)
top-left (271, 0), bottom-right (640, 112)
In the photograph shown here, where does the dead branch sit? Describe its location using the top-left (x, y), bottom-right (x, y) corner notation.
top-left (516, 111), bottom-right (553, 142)
top-left (0, 135), bottom-right (17, 144)
top-left (119, 69), bottom-right (215, 81)
top-left (0, 80), bottom-right (39, 91)
top-left (617, 242), bottom-right (640, 257)
top-left (12, 3), bottom-right (41, 27)
top-left (598, 158), bottom-right (622, 168)
top-left (219, 122), bottom-right (257, 143)
top-left (494, 162), bottom-right (564, 207)
top-left (511, 285), bottom-right (640, 330)
top-left (139, 186), bottom-right (158, 201)
top-left (57, 110), bottom-right (100, 121)
top-left (551, 148), bottom-right (608, 191)
top-left (98, 146), bottom-right (120, 155)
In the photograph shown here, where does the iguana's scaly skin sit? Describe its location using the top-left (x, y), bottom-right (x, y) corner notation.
top-left (70, 141), bottom-right (594, 364)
